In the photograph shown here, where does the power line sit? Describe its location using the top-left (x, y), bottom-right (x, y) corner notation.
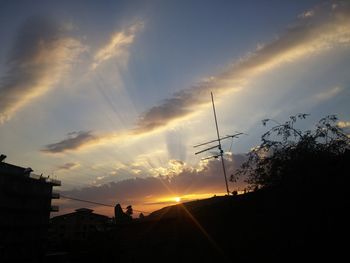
top-left (60, 194), bottom-right (150, 214)
top-left (60, 194), bottom-right (114, 207)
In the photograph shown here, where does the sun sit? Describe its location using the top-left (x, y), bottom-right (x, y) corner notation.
top-left (174, 197), bottom-right (181, 203)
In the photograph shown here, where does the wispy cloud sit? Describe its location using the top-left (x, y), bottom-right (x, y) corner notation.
top-left (298, 10), bottom-right (315, 19)
top-left (313, 86), bottom-right (343, 102)
top-left (0, 16), bottom-right (85, 124)
top-left (57, 162), bottom-right (80, 171)
top-left (41, 130), bottom-right (129, 153)
top-left (42, 131), bottom-right (99, 153)
top-left (44, 2), bottom-right (350, 153)
top-left (91, 21), bottom-right (144, 70)
top-left (132, 2), bottom-right (350, 134)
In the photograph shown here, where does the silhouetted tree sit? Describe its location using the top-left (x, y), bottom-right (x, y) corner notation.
top-left (114, 203), bottom-right (131, 222)
top-left (139, 213), bottom-right (144, 219)
top-left (126, 205), bottom-right (133, 217)
top-left (235, 114), bottom-right (350, 189)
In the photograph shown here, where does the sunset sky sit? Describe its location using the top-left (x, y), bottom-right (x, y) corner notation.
top-left (1, 0), bottom-right (350, 216)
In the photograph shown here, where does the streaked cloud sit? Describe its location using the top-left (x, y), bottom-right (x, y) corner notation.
top-left (57, 162), bottom-right (80, 171)
top-left (313, 86), bottom-right (343, 102)
top-left (43, 2), bottom-right (350, 154)
top-left (91, 21), bottom-right (144, 70)
top-left (41, 130), bottom-right (130, 153)
top-left (42, 131), bottom-right (99, 153)
top-left (132, 2), bottom-right (350, 135)
top-left (0, 16), bottom-right (85, 124)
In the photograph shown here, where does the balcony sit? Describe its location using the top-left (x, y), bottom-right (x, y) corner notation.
top-left (51, 205), bottom-right (59, 212)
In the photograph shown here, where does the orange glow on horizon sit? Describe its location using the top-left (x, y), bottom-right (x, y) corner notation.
top-left (151, 192), bottom-right (228, 207)
top-left (174, 196), bottom-right (181, 203)
top-left (53, 191), bottom-right (233, 218)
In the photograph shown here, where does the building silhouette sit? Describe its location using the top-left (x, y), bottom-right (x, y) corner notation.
top-left (0, 154), bottom-right (61, 262)
top-left (50, 208), bottom-right (111, 242)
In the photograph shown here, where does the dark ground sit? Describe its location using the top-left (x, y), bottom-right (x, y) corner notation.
top-left (49, 181), bottom-right (347, 263)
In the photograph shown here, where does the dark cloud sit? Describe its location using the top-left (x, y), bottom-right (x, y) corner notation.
top-left (57, 162), bottom-right (80, 171)
top-left (0, 16), bottom-right (83, 124)
top-left (132, 88), bottom-right (203, 134)
top-left (42, 131), bottom-right (98, 153)
top-left (59, 153), bottom-right (247, 208)
top-left (131, 2), bottom-right (350, 134)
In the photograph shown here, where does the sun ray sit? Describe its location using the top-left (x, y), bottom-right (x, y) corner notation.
top-left (178, 202), bottom-right (228, 260)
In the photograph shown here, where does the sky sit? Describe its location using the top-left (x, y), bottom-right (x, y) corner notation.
top-left (0, 0), bottom-right (350, 216)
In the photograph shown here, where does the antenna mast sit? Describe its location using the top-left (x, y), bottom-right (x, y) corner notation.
top-left (194, 92), bottom-right (244, 195)
top-left (194, 92), bottom-right (245, 195)
top-left (211, 92), bottom-right (230, 195)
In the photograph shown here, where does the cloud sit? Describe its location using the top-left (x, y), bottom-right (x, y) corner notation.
top-left (57, 162), bottom-right (80, 171)
top-left (0, 16), bottom-right (85, 124)
top-left (40, 21), bottom-right (145, 154)
top-left (337, 121), bottom-right (350, 129)
top-left (59, 153), bottom-right (247, 208)
top-left (45, 2), bottom-right (350, 154)
top-left (132, 2), bottom-right (350, 135)
top-left (42, 131), bottom-right (99, 153)
top-left (338, 120), bottom-right (350, 136)
top-left (313, 86), bottom-right (343, 102)
top-left (91, 21), bottom-right (144, 70)
top-left (41, 129), bottom-right (132, 153)
top-left (298, 10), bottom-right (315, 19)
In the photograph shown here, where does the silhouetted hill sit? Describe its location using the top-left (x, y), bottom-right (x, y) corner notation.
top-left (56, 182), bottom-right (346, 263)
top-left (49, 145), bottom-right (349, 263)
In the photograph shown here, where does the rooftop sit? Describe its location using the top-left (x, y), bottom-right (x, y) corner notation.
top-left (0, 154), bottom-right (61, 186)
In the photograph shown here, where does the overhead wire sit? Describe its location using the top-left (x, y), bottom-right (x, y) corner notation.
top-left (60, 194), bottom-right (150, 214)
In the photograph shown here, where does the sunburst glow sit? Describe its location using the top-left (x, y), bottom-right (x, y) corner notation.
top-left (1, 1), bottom-right (349, 217)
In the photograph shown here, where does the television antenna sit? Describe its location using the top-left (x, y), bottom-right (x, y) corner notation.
top-left (194, 92), bottom-right (244, 195)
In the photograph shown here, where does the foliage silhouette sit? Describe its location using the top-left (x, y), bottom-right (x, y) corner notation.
top-left (126, 205), bottom-right (133, 217)
top-left (234, 114), bottom-right (350, 189)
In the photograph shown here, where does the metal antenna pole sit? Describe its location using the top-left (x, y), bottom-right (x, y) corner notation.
top-left (211, 92), bottom-right (230, 195)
